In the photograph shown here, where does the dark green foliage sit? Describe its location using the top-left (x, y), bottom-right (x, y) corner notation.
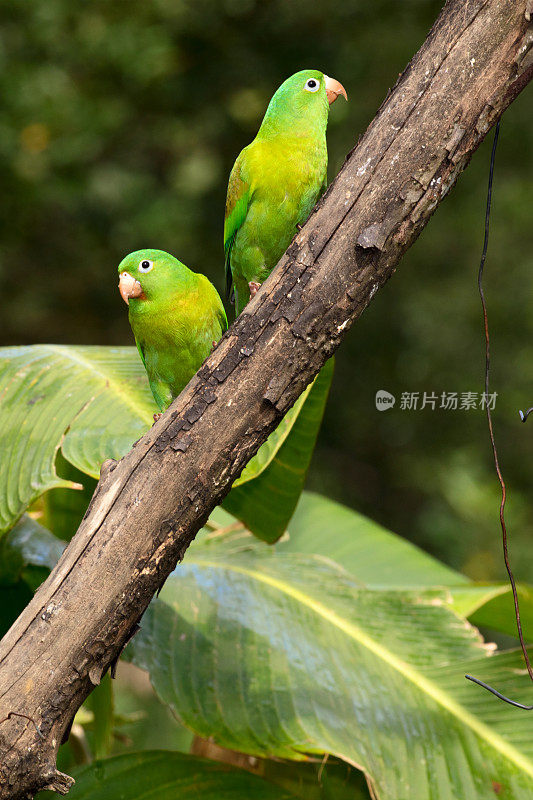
top-left (38, 750), bottom-right (368, 800)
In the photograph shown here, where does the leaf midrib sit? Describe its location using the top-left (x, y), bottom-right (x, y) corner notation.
top-left (184, 557), bottom-right (533, 779)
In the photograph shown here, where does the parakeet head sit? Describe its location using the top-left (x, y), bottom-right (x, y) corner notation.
top-left (118, 249), bottom-right (192, 307)
top-left (259, 69), bottom-right (347, 137)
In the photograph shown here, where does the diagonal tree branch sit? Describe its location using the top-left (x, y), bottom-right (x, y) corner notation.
top-left (0, 0), bottom-right (532, 796)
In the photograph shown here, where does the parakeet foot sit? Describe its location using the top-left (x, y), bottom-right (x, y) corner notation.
top-left (248, 281), bottom-right (261, 298)
top-left (211, 340), bottom-right (217, 352)
top-left (153, 412), bottom-right (162, 423)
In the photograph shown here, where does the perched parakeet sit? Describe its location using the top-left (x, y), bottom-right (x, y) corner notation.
top-left (224, 69), bottom-right (347, 314)
top-left (118, 249), bottom-right (227, 412)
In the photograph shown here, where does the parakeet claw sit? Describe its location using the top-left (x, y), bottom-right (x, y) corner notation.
top-left (248, 281), bottom-right (261, 298)
top-left (211, 340), bottom-right (217, 352)
top-left (153, 412), bottom-right (162, 424)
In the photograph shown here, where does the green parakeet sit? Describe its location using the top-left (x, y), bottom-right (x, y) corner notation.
top-left (118, 249), bottom-right (227, 412)
top-left (224, 69), bottom-right (347, 314)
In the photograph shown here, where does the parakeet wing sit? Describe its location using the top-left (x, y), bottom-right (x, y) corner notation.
top-left (218, 304), bottom-right (229, 334)
top-left (135, 337), bottom-right (147, 370)
top-left (224, 152), bottom-right (252, 301)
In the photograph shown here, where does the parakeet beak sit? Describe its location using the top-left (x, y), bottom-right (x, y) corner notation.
top-left (119, 271), bottom-right (144, 305)
top-left (324, 75), bottom-right (348, 105)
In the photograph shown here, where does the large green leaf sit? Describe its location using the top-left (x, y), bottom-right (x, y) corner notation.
top-left (38, 751), bottom-right (302, 799)
top-left (0, 515), bottom-right (65, 635)
top-left (257, 756), bottom-right (371, 800)
top-left (126, 529), bottom-right (533, 800)
top-left (0, 346), bottom-right (330, 541)
top-left (449, 582), bottom-right (533, 641)
top-left (471, 586), bottom-right (533, 641)
top-left (188, 742), bottom-right (370, 800)
top-left (207, 499), bottom-right (533, 644)
top-left (0, 514), bottom-right (65, 585)
top-left (223, 359), bottom-right (334, 543)
top-left (282, 491), bottom-right (467, 587)
top-left (0, 345), bottom-right (156, 534)
top-left (42, 453), bottom-right (98, 542)
top-left (284, 494), bottom-right (533, 644)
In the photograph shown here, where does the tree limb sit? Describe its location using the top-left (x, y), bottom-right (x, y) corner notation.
top-left (0, 0), bottom-right (532, 796)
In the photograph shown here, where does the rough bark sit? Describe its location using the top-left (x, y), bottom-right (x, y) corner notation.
top-left (0, 0), bottom-right (532, 796)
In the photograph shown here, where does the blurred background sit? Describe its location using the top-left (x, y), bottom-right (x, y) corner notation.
top-left (1, 0), bottom-right (532, 585)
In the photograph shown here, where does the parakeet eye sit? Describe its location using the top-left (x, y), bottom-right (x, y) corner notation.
top-left (304, 78), bottom-right (320, 92)
top-left (138, 260), bottom-right (153, 273)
